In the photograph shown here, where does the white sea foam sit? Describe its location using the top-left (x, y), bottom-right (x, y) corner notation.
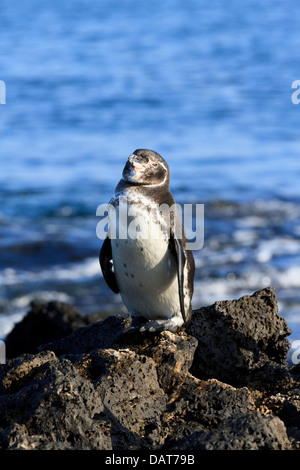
top-left (0, 257), bottom-right (101, 286)
top-left (47, 258), bottom-right (100, 281)
top-left (0, 258), bottom-right (102, 338)
top-left (0, 311), bottom-right (24, 340)
top-left (12, 291), bottom-right (73, 308)
top-left (255, 238), bottom-right (300, 264)
top-left (0, 290), bottom-right (75, 339)
top-left (275, 266), bottom-right (300, 288)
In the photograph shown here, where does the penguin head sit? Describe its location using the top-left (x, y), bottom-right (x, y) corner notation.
top-left (123, 149), bottom-right (169, 187)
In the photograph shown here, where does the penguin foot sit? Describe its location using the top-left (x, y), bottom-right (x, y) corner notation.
top-left (123, 316), bottom-right (148, 334)
top-left (123, 315), bottom-right (183, 334)
top-left (139, 318), bottom-right (181, 333)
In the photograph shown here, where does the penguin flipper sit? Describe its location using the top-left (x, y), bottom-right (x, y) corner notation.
top-left (99, 236), bottom-right (119, 294)
top-left (169, 234), bottom-right (186, 324)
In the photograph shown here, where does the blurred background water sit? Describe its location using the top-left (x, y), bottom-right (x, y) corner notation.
top-left (0, 0), bottom-right (300, 349)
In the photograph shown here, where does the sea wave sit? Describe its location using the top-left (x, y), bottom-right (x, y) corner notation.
top-left (0, 257), bottom-right (101, 286)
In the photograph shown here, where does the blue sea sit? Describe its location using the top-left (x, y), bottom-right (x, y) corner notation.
top-left (1, 0), bottom-right (300, 353)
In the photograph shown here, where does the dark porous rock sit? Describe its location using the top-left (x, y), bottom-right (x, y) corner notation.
top-left (86, 349), bottom-right (167, 449)
top-left (0, 351), bottom-right (111, 450)
top-left (5, 301), bottom-right (87, 359)
top-left (279, 389), bottom-right (300, 429)
top-left (169, 375), bottom-right (256, 429)
top-left (168, 411), bottom-right (290, 450)
top-left (159, 374), bottom-right (256, 444)
top-left (187, 287), bottom-right (292, 389)
top-left (39, 313), bottom-right (132, 357)
top-left (0, 288), bottom-right (298, 450)
top-left (262, 388), bottom-right (300, 445)
top-left (116, 329), bottom-right (198, 392)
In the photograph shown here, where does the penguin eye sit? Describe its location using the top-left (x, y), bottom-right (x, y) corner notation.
top-left (148, 157), bottom-right (158, 168)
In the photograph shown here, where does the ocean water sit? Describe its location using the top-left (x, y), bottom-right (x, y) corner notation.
top-left (1, 0), bottom-right (300, 351)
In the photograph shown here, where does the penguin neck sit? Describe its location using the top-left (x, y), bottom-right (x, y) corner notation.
top-left (115, 179), bottom-right (174, 206)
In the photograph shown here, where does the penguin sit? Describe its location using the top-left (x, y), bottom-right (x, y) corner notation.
top-left (99, 149), bottom-right (195, 332)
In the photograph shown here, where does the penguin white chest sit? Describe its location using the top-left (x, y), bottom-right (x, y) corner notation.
top-left (109, 204), bottom-right (180, 320)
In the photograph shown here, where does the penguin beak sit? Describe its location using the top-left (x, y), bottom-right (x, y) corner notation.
top-left (128, 154), bottom-right (145, 171)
